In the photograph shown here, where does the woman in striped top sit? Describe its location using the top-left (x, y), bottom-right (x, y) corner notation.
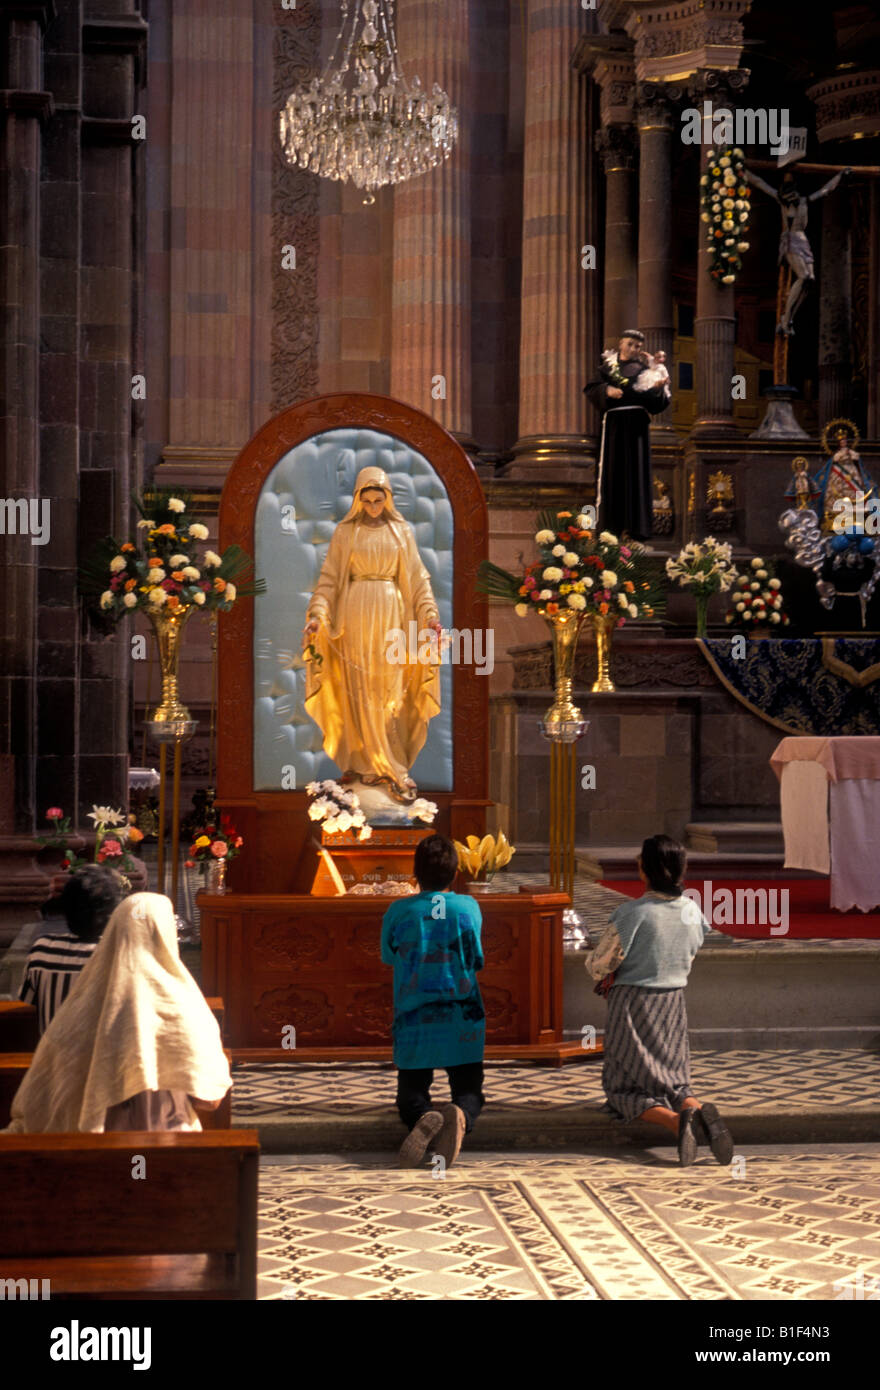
top-left (19, 866), bottom-right (125, 1034)
top-left (584, 835), bottom-right (735, 1168)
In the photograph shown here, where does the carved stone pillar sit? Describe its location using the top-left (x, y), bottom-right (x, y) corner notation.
top-left (689, 68), bottom-right (749, 437)
top-left (390, 0), bottom-right (472, 444)
top-left (595, 125), bottom-right (638, 344)
top-left (508, 0), bottom-right (589, 480)
top-left (635, 81), bottom-right (683, 431)
top-left (818, 195), bottom-right (853, 423)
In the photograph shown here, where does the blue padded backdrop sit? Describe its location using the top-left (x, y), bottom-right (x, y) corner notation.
top-left (253, 427), bottom-right (454, 792)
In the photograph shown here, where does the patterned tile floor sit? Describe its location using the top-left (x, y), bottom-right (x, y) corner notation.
top-left (256, 1145), bottom-right (880, 1301)
top-left (233, 1049), bottom-right (880, 1118)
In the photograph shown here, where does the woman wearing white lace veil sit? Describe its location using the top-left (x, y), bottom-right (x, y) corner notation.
top-left (4, 892), bottom-right (231, 1133)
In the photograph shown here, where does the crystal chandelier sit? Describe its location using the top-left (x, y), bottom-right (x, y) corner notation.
top-left (278, 0), bottom-right (458, 205)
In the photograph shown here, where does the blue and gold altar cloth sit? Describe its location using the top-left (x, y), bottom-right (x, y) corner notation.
top-left (698, 638), bottom-right (880, 736)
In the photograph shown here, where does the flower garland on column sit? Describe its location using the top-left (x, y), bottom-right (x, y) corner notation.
top-left (701, 146), bottom-right (751, 284)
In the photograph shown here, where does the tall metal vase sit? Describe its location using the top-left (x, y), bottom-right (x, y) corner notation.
top-left (541, 609), bottom-right (586, 734)
top-left (146, 606), bottom-right (196, 730)
top-left (586, 611), bottom-right (618, 693)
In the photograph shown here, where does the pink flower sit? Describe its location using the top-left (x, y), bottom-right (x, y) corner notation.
top-left (98, 838), bottom-right (122, 860)
top-left (620, 546), bottom-right (631, 558)
top-left (210, 840), bottom-right (228, 858)
top-left (46, 807), bottom-right (63, 820)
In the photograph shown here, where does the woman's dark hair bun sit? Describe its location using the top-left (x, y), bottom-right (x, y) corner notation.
top-left (640, 834), bottom-right (686, 896)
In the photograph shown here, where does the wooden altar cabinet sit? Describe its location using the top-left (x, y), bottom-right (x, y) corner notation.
top-left (199, 886), bottom-right (580, 1062)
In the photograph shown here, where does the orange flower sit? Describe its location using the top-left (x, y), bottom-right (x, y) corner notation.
top-left (149, 556), bottom-right (161, 564)
top-left (121, 542), bottom-right (135, 552)
top-left (213, 577), bottom-right (227, 593)
top-left (518, 585), bottom-right (529, 597)
top-left (166, 595), bottom-right (180, 611)
top-left (124, 578), bottom-right (138, 591)
top-left (156, 523), bottom-right (176, 535)
top-left (599, 601), bottom-right (609, 615)
top-left (623, 580), bottom-right (635, 593)
top-left (557, 511), bottom-right (572, 519)
top-left (546, 602), bottom-right (559, 615)
top-left (171, 570), bottom-right (185, 582)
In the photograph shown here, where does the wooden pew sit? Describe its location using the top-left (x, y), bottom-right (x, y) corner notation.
top-left (0, 996), bottom-right (225, 1052)
top-left (0, 1051), bottom-right (234, 1130)
top-left (0, 1131), bottom-right (260, 1299)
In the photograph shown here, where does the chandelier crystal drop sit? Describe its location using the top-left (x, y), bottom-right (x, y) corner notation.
top-left (278, 0), bottom-right (458, 204)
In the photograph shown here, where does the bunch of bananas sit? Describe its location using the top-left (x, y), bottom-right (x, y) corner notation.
top-left (453, 831), bottom-right (516, 883)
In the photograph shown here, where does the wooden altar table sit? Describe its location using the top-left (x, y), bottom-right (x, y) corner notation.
top-left (199, 886), bottom-right (586, 1063)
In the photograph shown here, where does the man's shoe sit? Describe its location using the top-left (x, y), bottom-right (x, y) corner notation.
top-left (398, 1110), bottom-right (444, 1168)
top-left (698, 1103), bottom-right (734, 1166)
top-left (677, 1107), bottom-right (700, 1167)
top-left (433, 1103), bottom-right (467, 1170)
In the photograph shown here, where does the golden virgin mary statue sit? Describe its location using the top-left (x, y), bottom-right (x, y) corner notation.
top-left (302, 467), bottom-right (441, 804)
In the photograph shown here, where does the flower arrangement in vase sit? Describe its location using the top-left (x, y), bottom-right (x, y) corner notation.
top-left (665, 537), bottom-right (739, 638)
top-left (37, 805), bottom-right (144, 889)
top-left (454, 832), bottom-right (516, 892)
top-left (700, 146), bottom-right (751, 284)
top-left (185, 814), bottom-right (243, 894)
top-left (477, 508), bottom-right (662, 695)
top-left (79, 488), bottom-right (265, 729)
top-left (306, 781), bottom-right (374, 840)
top-left (725, 556), bottom-right (790, 633)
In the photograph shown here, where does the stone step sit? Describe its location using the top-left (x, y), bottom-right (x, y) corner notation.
top-left (685, 821), bottom-right (785, 854)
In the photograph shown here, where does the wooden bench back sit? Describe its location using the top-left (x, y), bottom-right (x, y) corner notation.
top-left (0, 997), bottom-right (225, 1052)
top-left (0, 1131), bottom-right (259, 1299)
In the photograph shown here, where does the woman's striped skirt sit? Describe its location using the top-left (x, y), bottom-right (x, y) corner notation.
top-left (601, 984), bottom-right (693, 1123)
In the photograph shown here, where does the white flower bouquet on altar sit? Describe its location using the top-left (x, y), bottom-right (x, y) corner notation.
top-left (666, 537), bottom-right (739, 638)
top-left (306, 780), bottom-right (373, 839)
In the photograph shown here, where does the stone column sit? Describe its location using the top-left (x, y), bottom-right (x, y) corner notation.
top-left (507, 0), bottom-right (588, 481)
top-left (595, 125), bottom-right (638, 344)
top-left (390, 0), bottom-right (472, 445)
top-left (635, 82), bottom-right (680, 382)
top-left (689, 68), bottom-right (749, 438)
top-left (0, 7), bottom-right (54, 938)
top-left (818, 195), bottom-right (853, 422)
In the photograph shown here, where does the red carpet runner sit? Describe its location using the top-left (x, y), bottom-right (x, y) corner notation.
top-left (600, 878), bottom-right (880, 939)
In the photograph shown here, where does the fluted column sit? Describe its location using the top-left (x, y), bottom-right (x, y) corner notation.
top-left (690, 68), bottom-right (749, 437)
top-left (508, 0), bottom-right (588, 480)
top-left (635, 82), bottom-right (681, 396)
top-left (596, 125), bottom-right (638, 344)
top-left (390, 0), bottom-right (471, 443)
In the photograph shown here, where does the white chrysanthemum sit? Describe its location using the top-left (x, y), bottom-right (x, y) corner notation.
top-left (769, 578), bottom-right (781, 590)
top-left (539, 589), bottom-right (552, 601)
top-left (751, 557), bottom-right (763, 568)
top-left (148, 587), bottom-right (167, 605)
top-left (750, 582), bottom-right (760, 592)
top-left (552, 544), bottom-right (565, 557)
top-left (226, 583), bottom-right (236, 602)
top-left (770, 612), bottom-right (781, 624)
top-left (700, 212), bottom-right (710, 222)
top-left (535, 529), bottom-right (555, 545)
top-left (204, 550), bottom-right (222, 568)
top-left (737, 242), bottom-right (749, 252)
top-left (563, 552), bottom-right (579, 566)
top-left (147, 567), bottom-right (165, 583)
top-left (599, 531), bottom-right (617, 545)
top-left (168, 497), bottom-right (186, 513)
top-left (182, 566), bottom-right (200, 580)
top-left (723, 198), bottom-right (735, 209)
top-left (583, 577), bottom-right (594, 588)
top-left (576, 514), bottom-right (592, 529)
top-left (359, 824), bottom-right (373, 840)
top-left (170, 553), bottom-right (189, 567)
top-left (722, 274), bottom-right (736, 283)
top-left (100, 591), bottom-right (114, 609)
top-left (618, 593), bottom-right (629, 609)
top-left (628, 604), bottom-right (638, 618)
top-left (188, 523), bottom-right (209, 540)
top-left (719, 156), bottom-right (731, 168)
top-left (123, 592), bottom-right (137, 608)
top-left (542, 567), bottom-right (563, 583)
top-left (193, 591), bottom-right (206, 605)
top-left (336, 810), bottom-right (353, 832)
top-left (137, 518), bottom-right (153, 530)
top-left (515, 603), bottom-right (528, 617)
top-left (566, 593), bottom-right (586, 610)
top-left (601, 571), bottom-right (618, 588)
top-left (109, 555), bottom-right (127, 573)
top-left (756, 568), bottom-right (768, 580)
top-left (323, 817), bottom-right (340, 835)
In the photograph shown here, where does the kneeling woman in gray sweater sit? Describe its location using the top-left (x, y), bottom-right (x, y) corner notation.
top-left (585, 834), bottom-right (733, 1167)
